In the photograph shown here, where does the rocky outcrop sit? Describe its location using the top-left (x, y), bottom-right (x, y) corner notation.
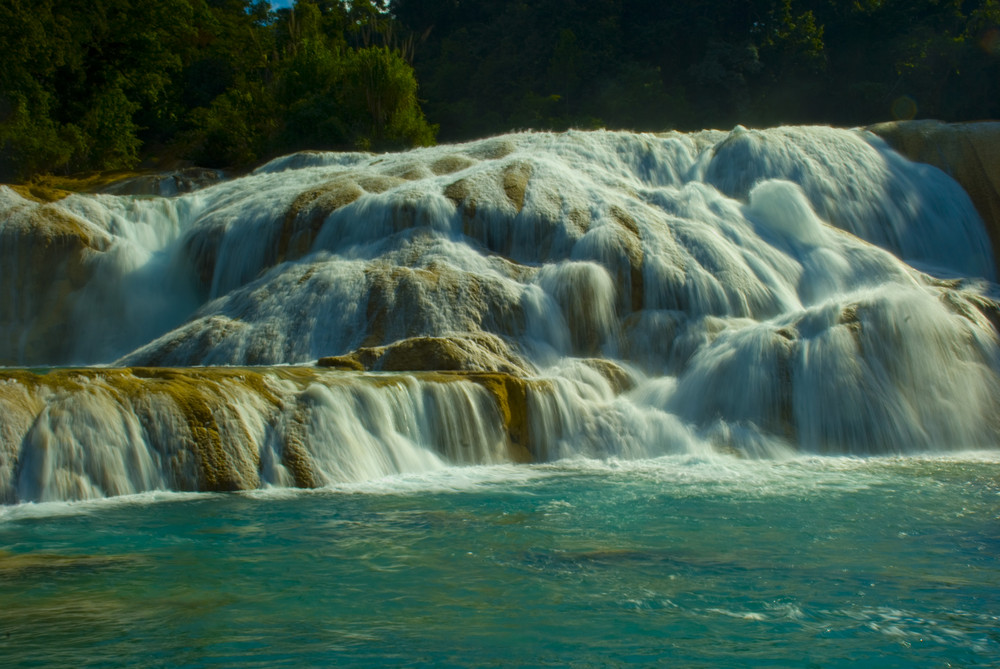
top-left (318, 332), bottom-right (531, 375)
top-left (279, 178), bottom-right (365, 262)
top-left (869, 120), bottom-right (1000, 272)
top-left (0, 188), bottom-right (112, 364)
top-left (100, 167), bottom-right (226, 197)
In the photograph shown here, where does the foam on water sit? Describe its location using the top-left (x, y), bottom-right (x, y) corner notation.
top-left (0, 489), bottom-right (212, 524)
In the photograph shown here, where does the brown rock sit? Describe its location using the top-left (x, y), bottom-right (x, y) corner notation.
top-left (462, 372), bottom-right (534, 462)
top-left (319, 333), bottom-right (530, 376)
top-left (0, 190), bottom-right (112, 364)
top-left (376, 334), bottom-right (529, 375)
top-left (0, 365), bottom-right (558, 499)
top-left (502, 161), bottom-right (532, 213)
top-left (101, 167), bottom-right (225, 197)
top-left (279, 178), bottom-right (365, 263)
top-left (430, 154), bottom-right (477, 175)
top-left (316, 355), bottom-right (366, 371)
top-left (466, 138), bottom-right (517, 160)
top-left (579, 358), bottom-right (637, 394)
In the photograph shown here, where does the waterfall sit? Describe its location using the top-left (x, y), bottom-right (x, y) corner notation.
top-left (2, 125), bottom-right (998, 503)
top-left (0, 368), bottom-right (519, 503)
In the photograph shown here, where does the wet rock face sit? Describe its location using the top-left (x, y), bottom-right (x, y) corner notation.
top-left (868, 120), bottom-right (1000, 273)
top-left (0, 189), bottom-right (112, 365)
top-left (7, 125), bottom-right (995, 370)
top-left (100, 167), bottom-right (226, 197)
top-left (0, 366), bottom-right (543, 502)
top-left (279, 178), bottom-right (365, 262)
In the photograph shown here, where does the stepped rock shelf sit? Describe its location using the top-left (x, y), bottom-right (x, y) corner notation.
top-left (0, 366), bottom-right (539, 504)
top-left (2, 122), bottom-right (999, 503)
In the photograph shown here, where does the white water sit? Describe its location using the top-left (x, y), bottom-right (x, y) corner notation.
top-left (1, 126), bottom-right (998, 502)
top-left (0, 370), bottom-right (520, 503)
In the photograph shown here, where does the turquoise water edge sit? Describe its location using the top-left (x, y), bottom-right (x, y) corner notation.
top-left (2, 454), bottom-right (997, 668)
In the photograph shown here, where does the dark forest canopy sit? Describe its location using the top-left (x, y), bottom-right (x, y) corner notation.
top-left (0, 0), bottom-right (435, 180)
top-left (401, 0), bottom-right (1000, 139)
top-left (1, 0), bottom-right (998, 181)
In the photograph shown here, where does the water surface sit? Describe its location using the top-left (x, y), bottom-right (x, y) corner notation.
top-left (2, 454), bottom-right (997, 667)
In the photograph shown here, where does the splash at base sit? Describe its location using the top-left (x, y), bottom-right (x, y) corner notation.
top-left (2, 125), bottom-right (999, 502)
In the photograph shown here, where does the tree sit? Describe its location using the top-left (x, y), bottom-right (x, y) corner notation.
top-left (342, 46), bottom-right (437, 149)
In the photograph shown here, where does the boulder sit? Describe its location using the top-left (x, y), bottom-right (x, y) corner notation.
top-left (319, 332), bottom-right (531, 376)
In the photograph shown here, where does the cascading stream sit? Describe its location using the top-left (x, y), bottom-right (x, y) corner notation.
top-left (1, 125), bottom-right (998, 503)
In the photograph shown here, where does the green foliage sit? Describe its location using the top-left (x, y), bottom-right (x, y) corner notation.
top-left (2, 0), bottom-right (998, 181)
top-left (79, 82), bottom-right (142, 171)
top-left (186, 79), bottom-right (278, 167)
top-left (274, 38), bottom-right (349, 151)
top-left (341, 47), bottom-right (437, 149)
top-left (761, 1), bottom-right (825, 73)
top-left (183, 20), bottom-right (435, 162)
top-left (0, 0), bottom-right (436, 180)
top-left (394, 0), bottom-right (1000, 136)
top-left (0, 90), bottom-right (83, 181)
top-left (0, 0), bottom-right (198, 177)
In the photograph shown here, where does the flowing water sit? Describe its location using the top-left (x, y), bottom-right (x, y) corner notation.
top-left (1, 456), bottom-right (998, 667)
top-left (1, 125), bottom-right (999, 665)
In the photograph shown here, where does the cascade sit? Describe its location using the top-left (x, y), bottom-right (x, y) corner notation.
top-left (1, 125), bottom-right (998, 503)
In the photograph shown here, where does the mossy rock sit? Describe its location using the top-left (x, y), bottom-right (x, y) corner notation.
top-left (280, 406), bottom-right (319, 489)
top-left (319, 333), bottom-right (530, 376)
top-left (280, 178), bottom-right (365, 262)
top-left (375, 334), bottom-right (528, 374)
top-left (316, 355), bottom-right (366, 371)
top-left (7, 184), bottom-right (74, 203)
top-left (118, 368), bottom-right (275, 491)
top-left (431, 154), bottom-right (477, 176)
top-left (5, 169), bottom-right (154, 203)
top-left (579, 358), bottom-right (637, 394)
top-left (457, 372), bottom-right (535, 463)
top-left (100, 167), bottom-right (224, 197)
top-left (0, 365), bottom-right (563, 495)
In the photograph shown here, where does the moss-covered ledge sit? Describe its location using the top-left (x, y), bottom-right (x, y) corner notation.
top-left (0, 366), bottom-right (557, 502)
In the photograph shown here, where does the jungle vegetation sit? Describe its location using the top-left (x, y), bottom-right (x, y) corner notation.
top-left (1, 0), bottom-right (998, 181)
